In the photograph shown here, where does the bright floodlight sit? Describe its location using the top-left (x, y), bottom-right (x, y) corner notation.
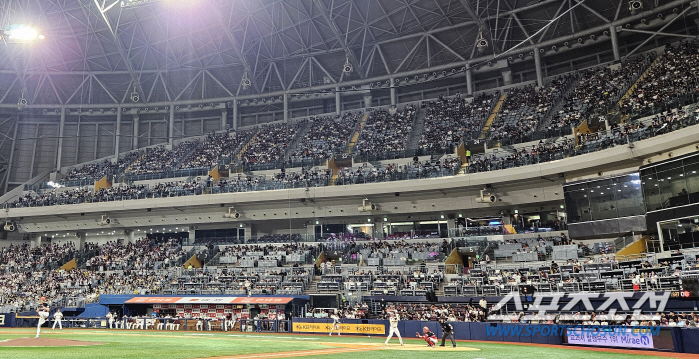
top-left (3, 24), bottom-right (44, 42)
top-left (121, 0), bottom-right (158, 7)
top-left (121, 0), bottom-right (204, 8)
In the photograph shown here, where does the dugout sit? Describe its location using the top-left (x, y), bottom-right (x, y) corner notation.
top-left (103, 295), bottom-right (308, 322)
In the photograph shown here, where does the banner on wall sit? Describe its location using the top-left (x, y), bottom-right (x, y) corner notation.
top-left (125, 297), bottom-right (294, 305)
top-left (292, 322), bottom-right (385, 335)
top-left (0, 313), bottom-right (15, 327)
top-left (566, 328), bottom-right (655, 349)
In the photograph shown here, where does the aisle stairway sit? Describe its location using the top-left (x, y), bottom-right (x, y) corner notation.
top-left (305, 275), bottom-right (321, 295)
top-left (613, 54), bottom-right (662, 120)
top-left (435, 284), bottom-right (445, 298)
top-left (405, 107), bottom-right (426, 152)
top-left (233, 130), bottom-right (260, 162)
top-left (345, 114), bottom-right (369, 154)
top-left (124, 152), bottom-right (147, 172)
top-left (284, 120), bottom-right (313, 160)
top-left (478, 93), bottom-right (507, 140)
top-left (535, 77), bottom-right (581, 133)
top-left (458, 161), bottom-right (469, 174)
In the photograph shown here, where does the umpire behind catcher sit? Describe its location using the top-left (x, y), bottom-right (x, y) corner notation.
top-left (439, 318), bottom-right (456, 347)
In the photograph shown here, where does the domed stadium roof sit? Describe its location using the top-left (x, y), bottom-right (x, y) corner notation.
top-left (0, 0), bottom-right (695, 106)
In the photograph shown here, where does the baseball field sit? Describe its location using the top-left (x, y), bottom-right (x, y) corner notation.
top-left (0, 328), bottom-right (692, 358)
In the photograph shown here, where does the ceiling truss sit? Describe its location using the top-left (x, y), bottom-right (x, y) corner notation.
top-left (0, 0), bottom-right (695, 107)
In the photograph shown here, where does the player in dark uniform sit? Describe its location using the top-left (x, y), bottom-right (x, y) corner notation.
top-left (439, 318), bottom-right (456, 347)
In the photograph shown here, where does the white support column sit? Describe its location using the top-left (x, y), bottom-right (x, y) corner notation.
top-left (77, 232), bottom-right (86, 250)
top-left (132, 114), bottom-right (140, 150)
top-left (56, 109), bottom-right (66, 170)
top-left (502, 70), bottom-right (513, 86)
top-left (29, 124), bottom-right (39, 179)
top-left (221, 107), bottom-right (228, 131)
top-left (114, 108), bottom-right (121, 157)
top-left (232, 100), bottom-right (238, 131)
top-left (362, 85), bottom-right (372, 108)
top-left (93, 124), bottom-right (99, 160)
top-left (74, 117), bottom-right (81, 165)
top-left (283, 94), bottom-right (289, 122)
top-left (169, 106), bottom-right (175, 146)
top-left (446, 218), bottom-right (456, 237)
top-left (390, 78), bottom-right (397, 106)
top-left (534, 49), bottom-right (544, 88)
top-left (466, 68), bottom-right (473, 95)
top-left (187, 228), bottom-right (195, 246)
top-left (4, 120), bottom-right (18, 193)
top-left (656, 222), bottom-right (666, 254)
top-left (128, 229), bottom-right (137, 244)
top-left (31, 235), bottom-right (42, 249)
top-left (335, 86), bottom-right (341, 115)
top-left (242, 224), bottom-right (250, 243)
top-left (610, 25), bottom-right (621, 61)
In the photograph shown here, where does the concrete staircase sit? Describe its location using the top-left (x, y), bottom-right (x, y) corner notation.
top-left (405, 106), bottom-right (426, 152)
top-left (329, 173), bottom-right (339, 186)
top-left (283, 120), bottom-right (313, 160)
top-left (613, 54), bottom-right (662, 120)
top-left (305, 275), bottom-right (321, 295)
top-left (458, 161), bottom-right (469, 174)
top-left (345, 114), bottom-right (369, 154)
top-left (233, 130), bottom-right (261, 163)
top-left (124, 152), bottom-right (147, 173)
top-left (536, 77), bottom-right (581, 133)
top-left (434, 282), bottom-right (447, 298)
top-left (478, 93), bottom-right (507, 140)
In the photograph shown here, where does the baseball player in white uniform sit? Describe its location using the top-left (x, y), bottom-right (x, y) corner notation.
top-left (385, 313), bottom-right (403, 345)
top-left (107, 312), bottom-right (115, 329)
top-left (36, 305), bottom-right (50, 338)
top-left (52, 309), bottom-right (63, 330)
top-left (328, 313), bottom-right (341, 336)
top-left (196, 316), bottom-right (204, 331)
top-left (225, 313), bottom-right (237, 331)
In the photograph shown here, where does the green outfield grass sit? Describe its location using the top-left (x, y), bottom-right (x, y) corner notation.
top-left (0, 328), bottom-right (675, 359)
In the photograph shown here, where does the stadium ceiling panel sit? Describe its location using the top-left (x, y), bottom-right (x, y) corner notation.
top-left (0, 0), bottom-right (696, 105)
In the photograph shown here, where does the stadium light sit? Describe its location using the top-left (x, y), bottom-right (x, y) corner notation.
top-left (121, 0), bottom-right (158, 7)
top-left (1, 25), bottom-right (44, 42)
top-left (122, 0), bottom-right (204, 8)
top-left (46, 181), bottom-right (64, 189)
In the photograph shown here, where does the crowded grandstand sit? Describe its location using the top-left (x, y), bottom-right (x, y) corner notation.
top-left (0, 0), bottom-right (698, 357)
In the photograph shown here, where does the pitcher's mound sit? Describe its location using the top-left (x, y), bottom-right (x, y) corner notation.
top-left (0, 337), bottom-right (103, 347)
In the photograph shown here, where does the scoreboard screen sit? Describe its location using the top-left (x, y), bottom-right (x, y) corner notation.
top-left (310, 294), bottom-right (339, 309)
top-left (671, 278), bottom-right (699, 299)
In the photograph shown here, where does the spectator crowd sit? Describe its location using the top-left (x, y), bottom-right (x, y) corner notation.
top-left (419, 92), bottom-right (497, 153)
top-left (620, 41), bottom-right (699, 115)
top-left (489, 75), bottom-right (573, 143)
top-left (354, 106), bottom-right (417, 158)
top-left (548, 54), bottom-right (652, 135)
top-left (290, 112), bottom-right (360, 161)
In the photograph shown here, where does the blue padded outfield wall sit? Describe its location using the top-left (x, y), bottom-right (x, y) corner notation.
top-left (77, 303), bottom-right (109, 318)
top-left (292, 318), bottom-right (562, 345)
top-left (292, 318), bottom-right (699, 353)
top-left (0, 313), bottom-right (15, 327)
